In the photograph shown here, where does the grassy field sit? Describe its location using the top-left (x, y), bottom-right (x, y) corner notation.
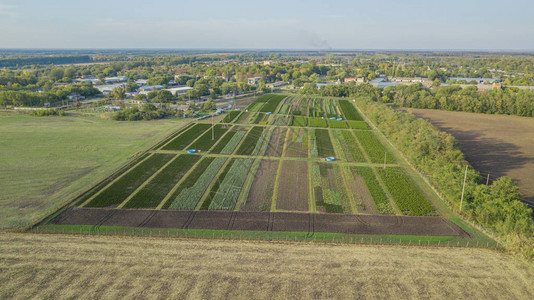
top-left (0, 111), bottom-right (187, 229)
top-left (1, 232), bottom-right (532, 299)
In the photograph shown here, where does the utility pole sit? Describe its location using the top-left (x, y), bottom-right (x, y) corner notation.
top-left (460, 165), bottom-right (468, 211)
top-left (383, 152), bottom-right (387, 169)
top-left (211, 111), bottom-right (214, 140)
top-left (486, 173), bottom-right (490, 185)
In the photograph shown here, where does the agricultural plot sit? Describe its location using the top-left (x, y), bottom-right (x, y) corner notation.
top-left (308, 117), bottom-right (327, 128)
top-left (188, 124), bottom-right (228, 151)
top-left (242, 159), bottom-right (278, 211)
top-left (161, 123), bottom-right (211, 150)
top-left (208, 158), bottom-right (255, 210)
top-left (335, 130), bottom-right (366, 162)
top-left (235, 126), bottom-right (264, 156)
top-left (354, 130), bottom-right (395, 164)
top-left (339, 100), bottom-right (363, 120)
top-left (276, 160), bottom-right (309, 211)
top-left (86, 153), bottom-right (174, 207)
top-left (259, 95), bottom-right (285, 112)
top-left (165, 157), bottom-right (227, 210)
top-left (377, 167), bottom-right (435, 216)
top-left (312, 163), bottom-right (351, 214)
top-left (124, 154), bottom-right (201, 208)
top-left (221, 111), bottom-right (240, 123)
top-left (264, 127), bottom-right (287, 157)
top-left (42, 95), bottom-right (461, 238)
top-left (285, 127), bottom-right (308, 158)
top-left (311, 129), bottom-right (335, 158)
top-left (327, 119), bottom-right (348, 128)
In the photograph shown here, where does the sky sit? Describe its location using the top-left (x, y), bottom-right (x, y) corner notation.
top-left (0, 0), bottom-right (533, 50)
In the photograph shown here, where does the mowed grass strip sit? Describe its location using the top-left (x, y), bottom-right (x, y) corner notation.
top-left (348, 120), bottom-right (370, 129)
top-left (201, 159), bottom-right (236, 210)
top-left (235, 126), bottom-right (264, 156)
top-left (124, 154), bottom-right (201, 208)
top-left (315, 129), bottom-right (335, 157)
top-left (339, 100), bottom-right (363, 120)
top-left (162, 123), bottom-right (211, 150)
top-left (209, 158), bottom-right (255, 210)
top-left (259, 95), bottom-right (285, 112)
top-left (189, 124), bottom-right (228, 151)
top-left (165, 157), bottom-right (227, 210)
top-left (351, 166), bottom-right (393, 214)
top-left (74, 153), bottom-right (151, 206)
top-left (354, 130), bottom-right (395, 163)
top-left (377, 167), bottom-right (434, 216)
top-left (86, 153), bottom-right (174, 207)
top-left (309, 117), bottom-right (327, 128)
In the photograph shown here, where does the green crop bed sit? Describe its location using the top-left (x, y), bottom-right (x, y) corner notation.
top-left (210, 131), bottom-right (235, 154)
top-left (86, 153), bottom-right (174, 207)
top-left (162, 123), bottom-right (211, 150)
top-left (354, 131), bottom-right (395, 164)
top-left (201, 158), bottom-right (235, 210)
top-left (291, 116), bottom-right (307, 127)
top-left (209, 158), bottom-right (254, 210)
top-left (377, 167), bottom-right (435, 216)
top-left (166, 157), bottom-right (227, 210)
top-left (314, 129), bottom-right (335, 157)
top-left (259, 95), bottom-right (285, 112)
top-left (189, 124), bottom-right (228, 151)
top-left (339, 100), bottom-right (363, 120)
top-left (327, 119), bottom-right (348, 128)
top-left (351, 167), bottom-right (393, 214)
top-left (348, 120), bottom-right (369, 129)
top-left (125, 154), bottom-right (201, 208)
top-left (221, 111), bottom-right (240, 123)
top-left (235, 127), bottom-right (264, 155)
top-left (309, 117), bottom-right (327, 127)
top-left (339, 131), bottom-right (366, 162)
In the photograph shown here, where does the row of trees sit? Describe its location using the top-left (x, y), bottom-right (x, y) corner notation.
top-left (0, 83), bottom-right (100, 107)
top-left (356, 97), bottom-right (533, 259)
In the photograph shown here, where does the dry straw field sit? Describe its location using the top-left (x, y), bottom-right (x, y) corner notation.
top-left (1, 232), bottom-right (533, 299)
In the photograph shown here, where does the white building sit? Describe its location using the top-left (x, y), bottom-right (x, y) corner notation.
top-left (165, 86), bottom-right (194, 96)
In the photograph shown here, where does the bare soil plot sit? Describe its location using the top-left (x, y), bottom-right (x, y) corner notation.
top-left (233, 96), bottom-right (257, 109)
top-left (403, 108), bottom-right (534, 209)
top-left (285, 127), bottom-right (308, 158)
top-left (242, 160), bottom-right (278, 212)
top-left (264, 127), bottom-right (287, 157)
top-left (276, 160), bottom-right (309, 211)
top-left (343, 167), bottom-right (379, 214)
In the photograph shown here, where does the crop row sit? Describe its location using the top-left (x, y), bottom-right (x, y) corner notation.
top-left (189, 124), bottom-right (228, 151)
top-left (166, 157), bottom-right (227, 210)
top-left (377, 167), bottom-right (435, 216)
top-left (235, 126), bottom-right (264, 155)
top-left (314, 129), bottom-right (335, 157)
top-left (152, 123), bottom-right (194, 149)
top-left (201, 158), bottom-right (235, 209)
top-left (339, 100), bottom-right (363, 121)
top-left (350, 166), bottom-right (393, 214)
top-left (87, 153), bottom-right (174, 207)
top-left (308, 117), bottom-right (327, 127)
top-left (220, 130), bottom-right (247, 154)
top-left (313, 163), bottom-right (347, 213)
top-left (308, 98), bottom-right (323, 117)
top-left (125, 154), bottom-right (201, 208)
top-left (259, 95), bottom-right (285, 112)
top-left (235, 111), bottom-right (250, 123)
top-left (324, 99), bottom-right (338, 118)
top-left (354, 130), bottom-right (395, 163)
top-left (162, 123), bottom-right (211, 150)
top-left (251, 113), bottom-right (265, 124)
top-left (209, 158), bottom-right (255, 210)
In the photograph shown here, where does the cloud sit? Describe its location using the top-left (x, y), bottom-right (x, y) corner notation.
top-left (0, 4), bottom-right (18, 17)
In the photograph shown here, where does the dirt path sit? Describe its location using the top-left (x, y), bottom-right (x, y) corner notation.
top-left (402, 108), bottom-right (534, 209)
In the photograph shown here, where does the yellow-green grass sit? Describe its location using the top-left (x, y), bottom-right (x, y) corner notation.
top-left (0, 111), bottom-right (187, 230)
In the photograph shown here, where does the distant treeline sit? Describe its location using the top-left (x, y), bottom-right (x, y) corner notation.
top-left (0, 84), bottom-right (100, 107)
top-left (0, 55), bottom-right (92, 67)
top-left (301, 83), bottom-right (534, 117)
